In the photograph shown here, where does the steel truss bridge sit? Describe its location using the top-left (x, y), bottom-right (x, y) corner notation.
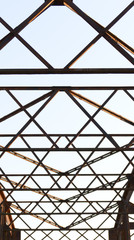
top-left (0, 0), bottom-right (134, 239)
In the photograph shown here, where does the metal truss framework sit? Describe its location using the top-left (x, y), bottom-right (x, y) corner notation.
top-left (0, 0), bottom-right (134, 239)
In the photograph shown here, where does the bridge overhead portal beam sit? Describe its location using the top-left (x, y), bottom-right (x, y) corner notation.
top-left (45, 0), bottom-right (73, 5)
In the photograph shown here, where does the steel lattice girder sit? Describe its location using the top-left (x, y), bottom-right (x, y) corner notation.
top-left (0, 86), bottom-right (134, 240)
top-left (0, 0), bottom-right (134, 239)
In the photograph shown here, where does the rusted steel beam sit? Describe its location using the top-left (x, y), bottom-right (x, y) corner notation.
top-left (0, 147), bottom-right (133, 152)
top-left (65, 90), bottom-right (121, 149)
top-left (0, 90), bottom-right (58, 159)
top-left (9, 228), bottom-right (116, 231)
top-left (0, 0), bottom-right (55, 50)
top-left (122, 212), bottom-right (130, 240)
top-left (0, 188), bottom-right (132, 191)
top-left (10, 204), bottom-right (62, 228)
top-left (0, 68), bottom-right (134, 74)
top-left (64, 1), bottom-right (134, 68)
top-left (0, 177), bottom-right (62, 201)
top-left (12, 230), bottom-right (21, 240)
top-left (0, 90), bottom-right (55, 123)
top-left (0, 174), bottom-right (128, 177)
top-left (0, 212), bottom-right (124, 215)
top-left (0, 188), bottom-right (15, 230)
top-left (115, 175), bottom-right (134, 231)
top-left (0, 18), bottom-right (53, 69)
top-left (64, 0), bottom-right (134, 64)
top-left (0, 134), bottom-right (134, 137)
top-left (0, 87), bottom-right (134, 90)
top-left (0, 145), bottom-right (61, 174)
top-left (109, 228), bottom-right (118, 240)
top-left (69, 90), bottom-right (134, 126)
top-left (45, 0), bottom-right (73, 5)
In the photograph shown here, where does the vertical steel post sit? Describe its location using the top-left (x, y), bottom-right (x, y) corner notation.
top-left (12, 229), bottom-right (21, 240)
top-left (0, 206), bottom-right (4, 240)
top-left (0, 205), bottom-right (5, 240)
top-left (109, 228), bottom-right (118, 240)
top-left (122, 204), bottom-right (130, 240)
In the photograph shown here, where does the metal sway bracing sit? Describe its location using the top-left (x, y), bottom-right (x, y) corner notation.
top-left (0, 0), bottom-right (134, 239)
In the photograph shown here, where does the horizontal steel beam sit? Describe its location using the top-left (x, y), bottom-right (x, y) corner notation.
top-left (3, 200), bottom-right (119, 203)
top-left (0, 174), bottom-right (128, 176)
top-left (0, 134), bottom-right (134, 137)
top-left (0, 68), bottom-right (134, 74)
top-left (0, 188), bottom-right (132, 191)
top-left (0, 87), bottom-right (134, 90)
top-left (8, 228), bottom-right (116, 231)
top-left (0, 212), bottom-right (120, 215)
top-left (0, 147), bottom-right (133, 151)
